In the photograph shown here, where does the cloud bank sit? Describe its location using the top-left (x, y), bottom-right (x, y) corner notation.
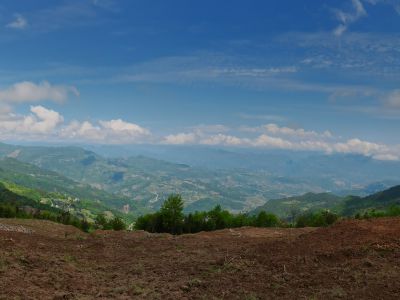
top-left (0, 82), bottom-right (398, 161)
top-left (162, 123), bottom-right (400, 161)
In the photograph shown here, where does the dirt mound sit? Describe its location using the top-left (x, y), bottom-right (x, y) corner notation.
top-left (1, 218), bottom-right (400, 299)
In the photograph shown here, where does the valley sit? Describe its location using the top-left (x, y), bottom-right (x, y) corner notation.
top-left (1, 142), bottom-right (399, 219)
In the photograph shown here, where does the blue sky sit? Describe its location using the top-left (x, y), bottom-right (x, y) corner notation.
top-left (1, 0), bottom-right (400, 160)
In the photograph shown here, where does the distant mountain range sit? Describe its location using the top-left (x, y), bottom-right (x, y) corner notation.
top-left (250, 185), bottom-right (400, 219)
top-left (0, 142), bottom-right (399, 216)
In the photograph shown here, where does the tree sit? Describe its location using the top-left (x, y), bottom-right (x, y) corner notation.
top-left (255, 211), bottom-right (279, 227)
top-left (95, 213), bottom-right (110, 230)
top-left (295, 210), bottom-right (338, 227)
top-left (160, 194), bottom-right (184, 234)
top-left (110, 216), bottom-right (126, 231)
top-left (80, 218), bottom-right (91, 232)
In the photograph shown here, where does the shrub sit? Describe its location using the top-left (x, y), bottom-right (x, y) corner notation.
top-left (110, 216), bottom-right (126, 231)
top-left (295, 210), bottom-right (339, 227)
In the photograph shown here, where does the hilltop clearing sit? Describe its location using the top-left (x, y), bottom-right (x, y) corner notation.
top-left (1, 218), bottom-right (400, 299)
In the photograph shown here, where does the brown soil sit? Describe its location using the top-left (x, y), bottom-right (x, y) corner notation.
top-left (1, 217), bottom-right (400, 299)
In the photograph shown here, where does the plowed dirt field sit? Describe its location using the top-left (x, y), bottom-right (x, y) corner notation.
top-left (1, 218), bottom-right (400, 299)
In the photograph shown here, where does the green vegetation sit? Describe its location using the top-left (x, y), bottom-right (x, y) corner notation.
top-left (1, 142), bottom-right (400, 234)
top-left (355, 205), bottom-right (400, 219)
top-left (95, 213), bottom-right (126, 230)
top-left (250, 192), bottom-right (343, 220)
top-left (0, 143), bottom-right (352, 213)
top-left (0, 183), bottom-right (90, 231)
top-left (295, 210), bottom-right (339, 227)
top-left (135, 194), bottom-right (281, 234)
top-left (0, 181), bottom-right (128, 232)
top-left (339, 185), bottom-right (400, 216)
top-left (0, 157), bottom-right (143, 222)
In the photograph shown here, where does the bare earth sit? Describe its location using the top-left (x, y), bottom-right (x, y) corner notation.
top-left (1, 218), bottom-right (400, 299)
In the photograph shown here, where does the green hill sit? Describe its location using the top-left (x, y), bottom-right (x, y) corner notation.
top-left (250, 192), bottom-right (343, 219)
top-left (0, 157), bottom-right (146, 220)
top-left (339, 185), bottom-right (400, 216)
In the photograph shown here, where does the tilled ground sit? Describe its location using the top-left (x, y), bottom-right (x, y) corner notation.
top-left (1, 218), bottom-right (400, 299)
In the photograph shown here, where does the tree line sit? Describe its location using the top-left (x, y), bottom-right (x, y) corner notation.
top-left (134, 194), bottom-right (339, 234)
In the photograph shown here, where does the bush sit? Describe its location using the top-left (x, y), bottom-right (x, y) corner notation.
top-left (110, 216), bottom-right (126, 231)
top-left (255, 211), bottom-right (279, 227)
top-left (295, 210), bottom-right (339, 227)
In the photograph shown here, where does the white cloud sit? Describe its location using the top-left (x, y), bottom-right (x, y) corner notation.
top-left (332, 0), bottom-right (400, 36)
top-left (60, 121), bottom-right (104, 141)
top-left (99, 119), bottom-right (150, 137)
top-left (201, 134), bottom-right (246, 146)
top-left (6, 14), bottom-right (28, 30)
top-left (61, 119), bottom-right (151, 144)
top-left (252, 134), bottom-right (293, 148)
top-left (0, 105), bottom-right (63, 137)
top-left (241, 123), bottom-right (332, 139)
top-left (0, 103), bottom-right (397, 160)
top-left (333, 0), bottom-right (367, 36)
top-left (0, 81), bottom-right (79, 104)
top-left (0, 104), bottom-right (150, 144)
top-left (333, 24), bottom-right (348, 37)
top-left (161, 123), bottom-right (399, 161)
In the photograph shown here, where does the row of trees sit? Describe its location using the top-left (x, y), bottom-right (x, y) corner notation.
top-left (135, 194), bottom-right (281, 234)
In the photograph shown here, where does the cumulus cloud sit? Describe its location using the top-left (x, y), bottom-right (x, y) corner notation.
top-left (0, 104), bottom-right (150, 144)
top-left (0, 103), bottom-right (397, 161)
top-left (241, 123), bottom-right (332, 139)
top-left (252, 134), bottom-right (293, 148)
top-left (6, 14), bottom-right (28, 30)
top-left (0, 105), bottom-right (63, 138)
top-left (99, 119), bottom-right (150, 136)
top-left (61, 119), bottom-right (150, 144)
top-left (60, 121), bottom-right (104, 141)
top-left (201, 134), bottom-right (246, 146)
top-left (0, 81), bottom-right (79, 104)
top-left (161, 123), bottom-right (399, 161)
